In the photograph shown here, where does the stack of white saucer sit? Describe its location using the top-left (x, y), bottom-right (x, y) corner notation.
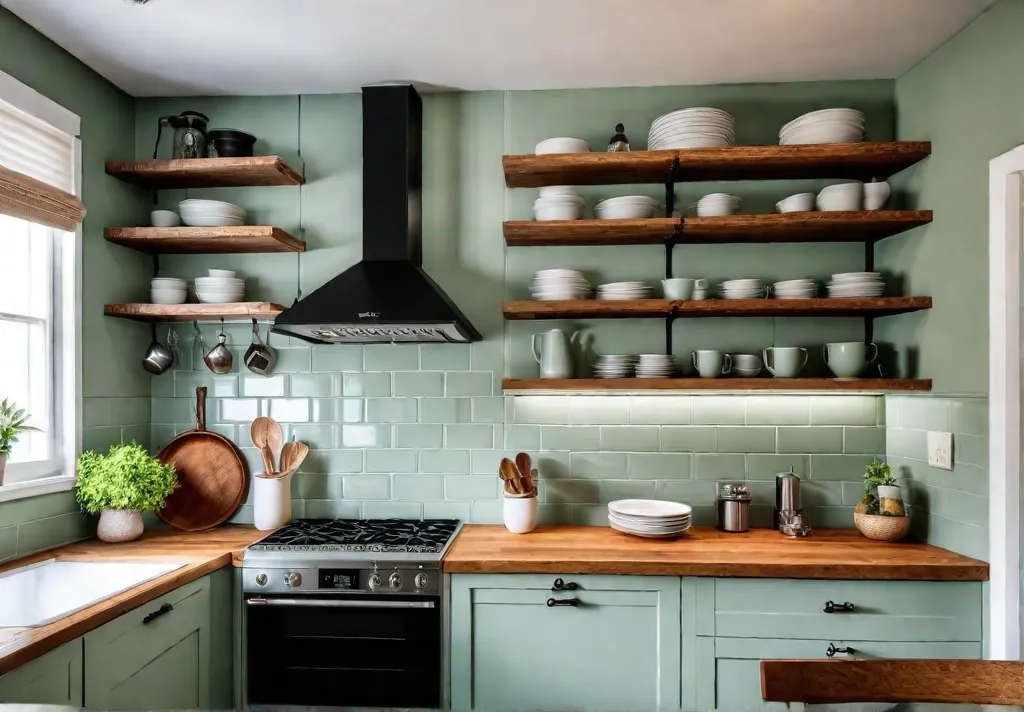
top-left (773, 279), bottom-right (818, 299)
top-left (608, 499), bottom-right (692, 539)
top-left (596, 281), bottom-right (653, 300)
top-left (720, 278), bottom-right (766, 299)
top-left (827, 272), bottom-right (884, 298)
top-left (779, 109), bottom-right (864, 145)
top-left (531, 269), bottom-right (590, 300)
top-left (534, 186), bottom-right (585, 221)
top-left (593, 355), bottom-right (638, 379)
top-left (635, 354), bottom-right (679, 378)
top-left (648, 108), bottom-right (735, 150)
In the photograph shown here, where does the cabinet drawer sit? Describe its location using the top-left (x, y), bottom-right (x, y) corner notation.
top-left (714, 578), bottom-right (981, 641)
top-left (0, 640), bottom-right (83, 705)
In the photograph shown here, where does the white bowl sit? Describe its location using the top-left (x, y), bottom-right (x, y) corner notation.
top-left (180, 214), bottom-right (245, 227)
top-left (535, 205), bottom-right (584, 221)
top-left (534, 196), bottom-right (585, 207)
top-left (776, 193), bottom-right (815, 213)
top-left (151, 277), bottom-right (186, 286)
top-left (864, 181), bottom-right (891, 210)
top-left (595, 204), bottom-right (658, 220)
top-left (150, 210), bottom-right (180, 228)
top-left (196, 293), bottom-right (245, 304)
top-left (535, 137), bottom-right (590, 155)
top-left (539, 185), bottom-right (581, 198)
top-left (195, 276), bottom-right (244, 284)
top-left (179, 198), bottom-right (245, 212)
top-left (781, 127), bottom-right (863, 145)
top-left (207, 269), bottom-right (237, 278)
top-left (817, 184), bottom-right (863, 211)
top-left (697, 201), bottom-right (740, 217)
top-left (150, 288), bottom-right (187, 305)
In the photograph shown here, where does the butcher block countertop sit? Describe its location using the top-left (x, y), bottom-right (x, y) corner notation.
top-left (442, 525), bottom-right (989, 581)
top-left (0, 526), bottom-right (269, 677)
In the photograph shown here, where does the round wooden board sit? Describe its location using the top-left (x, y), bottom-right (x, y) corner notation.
top-left (157, 430), bottom-right (248, 531)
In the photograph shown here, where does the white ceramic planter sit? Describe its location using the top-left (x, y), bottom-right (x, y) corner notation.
top-left (254, 473), bottom-right (293, 531)
top-left (502, 495), bottom-right (538, 534)
top-left (97, 509), bottom-right (144, 543)
top-left (877, 484), bottom-right (903, 501)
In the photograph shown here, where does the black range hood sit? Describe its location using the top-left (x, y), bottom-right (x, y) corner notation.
top-left (273, 84), bottom-right (481, 344)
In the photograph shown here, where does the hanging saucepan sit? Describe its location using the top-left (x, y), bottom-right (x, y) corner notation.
top-left (245, 320), bottom-right (276, 375)
top-left (203, 326), bottom-right (234, 374)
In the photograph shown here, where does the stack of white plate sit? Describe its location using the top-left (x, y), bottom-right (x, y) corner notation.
top-left (720, 278), bottom-right (766, 299)
top-left (696, 193), bottom-right (741, 217)
top-left (593, 355), bottom-right (638, 379)
top-left (596, 281), bottom-right (653, 300)
top-left (648, 108), bottom-right (735, 150)
top-left (535, 186), bottom-right (585, 221)
top-left (595, 195), bottom-right (660, 220)
top-left (779, 109), bottom-right (864, 145)
top-left (773, 279), bottom-right (817, 299)
top-left (151, 277), bottom-right (186, 305)
top-left (635, 354), bottom-right (679, 378)
top-left (608, 499), bottom-right (692, 539)
top-left (178, 199), bottom-right (245, 227)
top-left (531, 269), bottom-right (590, 300)
top-left (194, 270), bottom-right (245, 304)
top-left (827, 272), bottom-right (884, 298)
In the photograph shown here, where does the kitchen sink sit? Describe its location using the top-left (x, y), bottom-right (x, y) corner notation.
top-left (0, 559), bottom-right (185, 628)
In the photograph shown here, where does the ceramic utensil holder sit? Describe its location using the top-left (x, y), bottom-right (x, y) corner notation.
top-left (254, 472), bottom-right (293, 531)
top-left (503, 494), bottom-right (538, 534)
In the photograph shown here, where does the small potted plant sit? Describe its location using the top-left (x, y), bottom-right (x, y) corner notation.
top-left (0, 399), bottom-right (38, 486)
top-left (854, 458), bottom-right (910, 541)
top-left (75, 442), bottom-right (178, 543)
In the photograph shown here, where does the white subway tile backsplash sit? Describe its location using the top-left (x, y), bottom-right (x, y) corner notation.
top-left (342, 474), bottom-right (391, 499)
top-left (514, 396), bottom-right (569, 424)
top-left (394, 371), bottom-right (444, 397)
top-left (692, 396), bottom-right (746, 425)
top-left (342, 373), bottom-right (392, 397)
top-left (745, 396), bottom-right (810, 425)
top-left (242, 375), bottom-right (287, 397)
top-left (445, 372), bottom-right (493, 397)
top-left (600, 426), bottom-right (659, 452)
top-left (265, 398), bottom-right (310, 423)
top-left (364, 345), bottom-right (418, 372)
top-left (420, 344), bottom-right (471, 371)
top-left (809, 396), bottom-right (879, 426)
top-left (420, 449), bottom-right (471, 474)
top-left (445, 424), bottom-right (494, 449)
top-left (339, 424), bottom-right (391, 448)
top-left (628, 396), bottom-right (691, 425)
top-left (568, 396), bottom-right (630, 425)
top-left (311, 345), bottom-right (363, 372)
top-left (366, 398), bottom-right (418, 423)
top-left (365, 449), bottom-right (417, 473)
top-left (219, 398), bottom-right (259, 422)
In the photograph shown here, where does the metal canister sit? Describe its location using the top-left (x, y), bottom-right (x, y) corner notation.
top-left (716, 483), bottom-right (751, 533)
top-left (774, 468), bottom-right (801, 528)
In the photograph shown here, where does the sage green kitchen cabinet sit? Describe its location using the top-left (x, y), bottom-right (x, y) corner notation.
top-left (450, 573), bottom-right (682, 711)
top-left (0, 640), bottom-right (83, 705)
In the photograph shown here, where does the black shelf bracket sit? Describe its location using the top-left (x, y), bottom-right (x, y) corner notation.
top-left (152, 253), bottom-right (160, 276)
top-left (665, 316), bottom-right (676, 356)
top-left (864, 240), bottom-right (875, 344)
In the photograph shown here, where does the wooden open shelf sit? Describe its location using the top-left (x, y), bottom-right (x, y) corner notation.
top-left (104, 226), bottom-right (305, 254)
top-left (105, 156), bottom-right (304, 189)
top-left (104, 302), bottom-right (285, 322)
top-left (503, 297), bottom-right (931, 320)
top-left (503, 141), bottom-right (931, 188)
top-left (504, 210), bottom-right (931, 246)
top-left (502, 377), bottom-right (932, 392)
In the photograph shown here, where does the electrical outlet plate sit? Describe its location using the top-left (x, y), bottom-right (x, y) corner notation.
top-left (927, 431), bottom-right (953, 470)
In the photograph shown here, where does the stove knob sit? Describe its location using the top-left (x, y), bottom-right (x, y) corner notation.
top-left (368, 573), bottom-right (382, 590)
top-left (255, 573), bottom-right (268, 586)
top-left (414, 573), bottom-right (429, 590)
top-left (285, 572), bottom-right (302, 587)
top-left (389, 573), bottom-right (403, 590)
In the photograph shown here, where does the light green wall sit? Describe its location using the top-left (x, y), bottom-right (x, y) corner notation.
top-left (0, 8), bottom-right (148, 557)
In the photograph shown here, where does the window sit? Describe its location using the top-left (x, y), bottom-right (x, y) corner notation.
top-left (0, 70), bottom-right (80, 495)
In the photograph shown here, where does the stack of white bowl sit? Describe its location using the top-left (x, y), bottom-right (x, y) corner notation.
top-left (593, 355), bottom-right (637, 379)
top-left (535, 137), bottom-right (590, 155)
top-left (827, 272), bottom-right (884, 298)
top-left (530, 269), bottom-right (590, 300)
top-left (773, 279), bottom-right (818, 299)
top-left (720, 278), bottom-right (766, 299)
top-left (595, 195), bottom-right (660, 220)
top-left (817, 182), bottom-right (863, 211)
top-left (776, 193), bottom-right (815, 213)
top-left (179, 199), bottom-right (246, 227)
top-left (195, 269), bottom-right (245, 304)
top-left (635, 354), bottom-right (679, 378)
top-left (696, 193), bottom-right (741, 217)
top-left (151, 277), bottom-right (187, 305)
top-left (608, 499), bottom-right (692, 539)
top-left (534, 186), bottom-right (585, 221)
top-left (648, 108), bottom-right (735, 150)
top-left (779, 109), bottom-right (864, 145)
top-left (730, 354), bottom-right (763, 378)
top-left (596, 281), bottom-right (653, 300)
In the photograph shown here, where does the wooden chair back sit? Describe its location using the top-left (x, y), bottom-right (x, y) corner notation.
top-left (761, 659), bottom-right (1024, 706)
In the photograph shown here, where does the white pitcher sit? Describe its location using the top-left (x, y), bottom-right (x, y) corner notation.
top-left (532, 329), bottom-right (578, 379)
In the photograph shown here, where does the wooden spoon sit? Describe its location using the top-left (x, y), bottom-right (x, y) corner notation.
top-left (250, 417), bottom-right (277, 475)
top-left (266, 418), bottom-right (284, 471)
top-left (515, 452), bottom-right (533, 493)
top-left (499, 457), bottom-right (523, 495)
top-left (280, 439), bottom-right (309, 475)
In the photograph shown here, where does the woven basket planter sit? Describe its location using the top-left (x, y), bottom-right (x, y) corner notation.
top-left (854, 512), bottom-right (911, 542)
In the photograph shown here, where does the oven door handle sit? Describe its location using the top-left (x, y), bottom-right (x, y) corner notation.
top-left (246, 597), bottom-right (435, 609)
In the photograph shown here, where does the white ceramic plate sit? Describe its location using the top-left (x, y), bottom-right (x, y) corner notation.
top-left (609, 521), bottom-right (689, 539)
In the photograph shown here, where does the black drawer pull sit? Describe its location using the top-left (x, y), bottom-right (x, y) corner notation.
top-left (551, 578), bottom-right (578, 592)
top-left (143, 602), bottom-right (174, 625)
top-left (824, 600), bottom-right (855, 613)
top-left (826, 643), bottom-right (856, 658)
top-left (546, 597), bottom-right (579, 607)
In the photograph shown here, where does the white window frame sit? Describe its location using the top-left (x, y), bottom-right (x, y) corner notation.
top-left (0, 69), bottom-right (81, 503)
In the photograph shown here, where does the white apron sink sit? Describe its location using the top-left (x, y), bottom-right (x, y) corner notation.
top-left (0, 559), bottom-right (185, 628)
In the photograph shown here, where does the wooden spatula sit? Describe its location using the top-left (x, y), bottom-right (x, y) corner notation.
top-left (250, 417), bottom-right (278, 475)
top-left (499, 457), bottom-right (523, 495)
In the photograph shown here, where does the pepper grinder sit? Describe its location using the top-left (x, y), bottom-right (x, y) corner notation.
top-left (607, 123), bottom-right (630, 152)
top-left (775, 468), bottom-right (812, 537)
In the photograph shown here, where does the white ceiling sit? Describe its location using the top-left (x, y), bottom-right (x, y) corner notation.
top-left (3, 0), bottom-right (997, 97)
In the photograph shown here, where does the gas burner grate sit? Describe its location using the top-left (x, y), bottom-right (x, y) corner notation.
top-left (249, 518), bottom-right (460, 553)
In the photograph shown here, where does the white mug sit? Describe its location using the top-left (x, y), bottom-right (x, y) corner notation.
top-left (762, 347), bottom-right (808, 378)
top-left (663, 277), bottom-right (708, 301)
top-left (692, 350), bottom-right (732, 379)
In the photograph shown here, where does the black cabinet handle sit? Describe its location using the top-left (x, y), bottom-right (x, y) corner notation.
top-left (826, 643), bottom-right (856, 658)
top-left (824, 600), bottom-right (855, 614)
top-left (143, 602), bottom-right (174, 625)
top-left (546, 597), bottom-right (579, 607)
top-left (551, 578), bottom-right (578, 592)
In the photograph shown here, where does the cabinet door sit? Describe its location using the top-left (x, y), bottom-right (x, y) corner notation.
top-left (84, 577), bottom-right (211, 710)
top-left (0, 640), bottom-right (82, 705)
top-left (451, 573), bottom-right (680, 712)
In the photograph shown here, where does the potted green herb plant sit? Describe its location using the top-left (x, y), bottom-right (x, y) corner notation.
top-left (0, 399), bottom-right (38, 486)
top-left (75, 442), bottom-right (178, 542)
top-left (854, 458), bottom-right (910, 541)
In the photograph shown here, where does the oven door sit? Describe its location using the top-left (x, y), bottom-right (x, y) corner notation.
top-left (245, 593), bottom-right (441, 708)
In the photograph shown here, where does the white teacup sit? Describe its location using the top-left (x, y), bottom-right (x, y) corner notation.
top-left (663, 278), bottom-right (708, 301)
top-left (763, 347), bottom-right (808, 378)
top-left (692, 287), bottom-right (708, 300)
top-left (824, 341), bottom-right (878, 378)
top-left (692, 350), bottom-right (732, 379)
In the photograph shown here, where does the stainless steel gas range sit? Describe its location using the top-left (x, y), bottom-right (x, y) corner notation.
top-left (241, 518), bottom-right (461, 708)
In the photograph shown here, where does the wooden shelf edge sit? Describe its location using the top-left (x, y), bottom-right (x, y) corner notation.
top-left (104, 156), bottom-right (305, 188)
top-left (104, 302), bottom-right (285, 323)
top-left (104, 226), bottom-right (305, 254)
top-left (502, 378), bottom-right (932, 392)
